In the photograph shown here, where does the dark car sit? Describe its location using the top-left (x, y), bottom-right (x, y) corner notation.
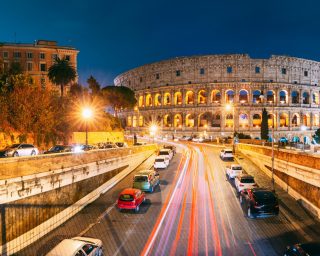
top-left (284, 242), bottom-right (320, 256)
top-left (163, 145), bottom-right (176, 155)
top-left (239, 188), bottom-right (279, 218)
top-left (44, 145), bottom-right (72, 154)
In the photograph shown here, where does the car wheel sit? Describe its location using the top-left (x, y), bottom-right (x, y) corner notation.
top-left (13, 152), bottom-right (19, 157)
top-left (31, 150), bottom-right (36, 156)
top-left (135, 205), bottom-right (140, 212)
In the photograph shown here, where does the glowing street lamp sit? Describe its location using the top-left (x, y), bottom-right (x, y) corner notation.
top-left (82, 107), bottom-right (93, 146)
top-left (226, 103), bottom-right (235, 153)
top-left (149, 124), bottom-right (158, 143)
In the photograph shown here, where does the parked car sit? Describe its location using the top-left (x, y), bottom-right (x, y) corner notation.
top-left (71, 144), bottom-right (95, 153)
top-left (239, 188), bottom-right (279, 218)
top-left (283, 242), bottom-right (320, 256)
top-left (154, 156), bottom-right (169, 169)
top-left (159, 148), bottom-right (173, 160)
top-left (44, 145), bottom-right (72, 154)
top-left (163, 145), bottom-right (176, 155)
top-left (133, 170), bottom-right (160, 192)
top-left (115, 142), bottom-right (128, 148)
top-left (226, 164), bottom-right (243, 179)
top-left (235, 174), bottom-right (258, 192)
top-left (117, 188), bottom-right (145, 212)
top-left (220, 148), bottom-right (234, 161)
top-left (46, 236), bottom-right (103, 256)
top-left (0, 143), bottom-right (39, 157)
top-left (192, 136), bottom-right (204, 143)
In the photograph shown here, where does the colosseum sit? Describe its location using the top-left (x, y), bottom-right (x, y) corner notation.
top-left (114, 54), bottom-right (320, 140)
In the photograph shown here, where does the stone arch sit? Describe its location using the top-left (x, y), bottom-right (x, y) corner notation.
top-left (225, 89), bottom-right (235, 103)
top-left (174, 92), bottom-right (182, 105)
top-left (279, 113), bottom-right (289, 127)
top-left (154, 93), bottom-right (161, 106)
top-left (164, 92), bottom-right (171, 105)
top-left (212, 112), bottom-right (221, 127)
top-left (211, 90), bottom-right (221, 103)
top-left (303, 114), bottom-right (310, 126)
top-left (198, 112), bottom-right (212, 127)
top-left (291, 91), bottom-right (299, 104)
top-left (313, 114), bottom-right (319, 126)
top-left (239, 89), bottom-right (249, 103)
top-left (185, 91), bottom-right (194, 105)
top-left (267, 90), bottom-right (275, 103)
top-left (139, 115), bottom-right (144, 127)
top-left (198, 90), bottom-right (207, 104)
top-left (225, 113), bottom-right (234, 128)
top-left (145, 94), bottom-right (152, 107)
top-left (303, 91), bottom-right (310, 104)
top-left (163, 114), bottom-right (172, 127)
top-left (185, 113), bottom-right (195, 127)
top-left (252, 113), bottom-right (261, 127)
top-left (239, 113), bottom-right (249, 128)
top-left (138, 96), bottom-right (144, 107)
top-left (312, 92), bottom-right (319, 104)
top-left (268, 113), bottom-right (276, 128)
top-left (127, 116), bottom-right (132, 127)
top-left (291, 113), bottom-right (300, 127)
top-left (279, 90), bottom-right (288, 104)
top-left (252, 90), bottom-right (262, 103)
top-left (174, 114), bottom-right (183, 128)
top-left (132, 116), bottom-right (137, 127)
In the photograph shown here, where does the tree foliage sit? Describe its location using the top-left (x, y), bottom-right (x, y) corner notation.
top-left (87, 75), bottom-right (101, 96)
top-left (48, 57), bottom-right (76, 97)
top-left (261, 108), bottom-right (269, 141)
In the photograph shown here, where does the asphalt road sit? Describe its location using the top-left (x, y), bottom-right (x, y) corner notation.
top-left (19, 143), bottom-right (320, 256)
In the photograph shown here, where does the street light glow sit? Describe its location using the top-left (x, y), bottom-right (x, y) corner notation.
top-left (82, 107), bottom-right (93, 119)
top-left (149, 124), bottom-right (158, 134)
top-left (226, 104), bottom-right (232, 111)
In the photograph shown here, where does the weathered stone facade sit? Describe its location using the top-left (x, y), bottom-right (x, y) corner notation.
top-left (114, 54), bottom-right (320, 138)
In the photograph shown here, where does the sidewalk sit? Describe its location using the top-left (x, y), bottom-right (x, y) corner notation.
top-left (235, 151), bottom-right (320, 242)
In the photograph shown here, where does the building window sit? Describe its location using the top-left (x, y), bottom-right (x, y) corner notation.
top-left (3, 51), bottom-right (8, 58)
top-left (156, 73), bottom-right (160, 80)
top-left (13, 52), bottom-right (21, 58)
top-left (200, 68), bottom-right (205, 75)
top-left (26, 52), bottom-right (33, 59)
top-left (40, 63), bottom-right (47, 72)
top-left (255, 66), bottom-right (260, 73)
top-left (27, 62), bottom-right (33, 71)
top-left (304, 71), bottom-right (308, 77)
top-left (65, 55), bottom-right (70, 61)
top-left (176, 70), bottom-right (181, 77)
top-left (281, 68), bottom-right (287, 75)
top-left (227, 66), bottom-right (232, 73)
top-left (40, 53), bottom-right (45, 59)
top-left (52, 54), bottom-right (58, 61)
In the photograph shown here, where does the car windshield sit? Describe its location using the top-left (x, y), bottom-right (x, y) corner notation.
top-left (159, 151), bottom-right (169, 155)
top-left (232, 167), bottom-right (242, 170)
top-left (155, 159), bottom-right (164, 162)
top-left (253, 191), bottom-right (276, 204)
top-left (225, 151), bottom-right (233, 154)
top-left (7, 144), bottom-right (20, 149)
top-left (119, 194), bottom-right (134, 201)
top-left (134, 176), bottom-right (148, 182)
top-left (241, 178), bottom-right (255, 183)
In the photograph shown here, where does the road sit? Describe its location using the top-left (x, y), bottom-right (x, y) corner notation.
top-left (20, 143), bottom-right (320, 256)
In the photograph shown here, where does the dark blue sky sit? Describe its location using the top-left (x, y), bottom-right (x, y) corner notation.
top-left (1, 0), bottom-right (320, 86)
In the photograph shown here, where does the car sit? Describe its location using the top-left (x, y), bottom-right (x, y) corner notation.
top-left (284, 242), bottom-right (320, 256)
top-left (234, 174), bottom-right (258, 192)
top-left (192, 137), bottom-right (204, 143)
top-left (43, 145), bottom-right (72, 154)
top-left (115, 142), bottom-right (128, 148)
top-left (71, 144), bottom-right (95, 153)
top-left (117, 188), bottom-right (145, 212)
top-left (46, 236), bottom-right (103, 256)
top-left (226, 164), bottom-right (243, 179)
top-left (0, 143), bottom-right (39, 157)
top-left (159, 148), bottom-right (173, 160)
top-left (154, 155), bottom-right (169, 169)
top-left (239, 188), bottom-right (279, 218)
top-left (163, 145), bottom-right (176, 155)
top-left (133, 170), bottom-right (160, 192)
top-left (220, 148), bottom-right (234, 161)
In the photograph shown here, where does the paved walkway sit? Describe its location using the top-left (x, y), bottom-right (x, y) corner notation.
top-left (235, 151), bottom-right (320, 242)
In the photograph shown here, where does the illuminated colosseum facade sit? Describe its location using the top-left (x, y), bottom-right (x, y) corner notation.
top-left (114, 54), bottom-right (320, 139)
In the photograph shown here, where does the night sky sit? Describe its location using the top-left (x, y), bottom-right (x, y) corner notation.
top-left (1, 0), bottom-right (320, 86)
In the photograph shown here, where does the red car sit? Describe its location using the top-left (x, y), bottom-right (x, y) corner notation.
top-left (117, 188), bottom-right (145, 212)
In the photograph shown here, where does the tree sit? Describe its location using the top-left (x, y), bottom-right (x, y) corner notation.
top-left (48, 57), bottom-right (76, 97)
top-left (87, 75), bottom-right (101, 96)
top-left (261, 108), bottom-right (269, 141)
top-left (101, 86), bottom-right (136, 116)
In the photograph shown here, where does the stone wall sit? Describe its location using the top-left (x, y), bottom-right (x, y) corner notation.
top-left (237, 143), bottom-right (320, 218)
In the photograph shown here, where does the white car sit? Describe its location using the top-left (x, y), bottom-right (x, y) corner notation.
top-left (192, 137), bottom-right (204, 143)
top-left (0, 143), bottom-right (39, 157)
top-left (226, 164), bottom-right (243, 179)
top-left (46, 236), bottom-right (103, 256)
top-left (154, 156), bottom-right (169, 169)
top-left (220, 148), bottom-right (234, 160)
top-left (159, 148), bottom-right (173, 160)
top-left (234, 174), bottom-right (258, 193)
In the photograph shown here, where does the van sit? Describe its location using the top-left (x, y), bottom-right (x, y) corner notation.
top-left (133, 170), bottom-right (160, 193)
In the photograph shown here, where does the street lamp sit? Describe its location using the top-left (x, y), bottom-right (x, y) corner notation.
top-left (82, 107), bottom-right (93, 146)
top-left (149, 124), bottom-right (158, 143)
top-left (226, 103), bottom-right (235, 153)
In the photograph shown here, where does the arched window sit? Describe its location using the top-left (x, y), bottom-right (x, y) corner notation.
top-left (146, 94), bottom-right (152, 107)
top-left (239, 90), bottom-right (248, 103)
top-left (211, 90), bottom-right (221, 103)
top-left (186, 91), bottom-right (194, 104)
top-left (138, 96), bottom-right (144, 107)
top-left (303, 92), bottom-right (310, 104)
top-left (226, 90), bottom-right (234, 103)
top-left (252, 114), bottom-right (261, 127)
top-left (174, 92), bottom-right (182, 105)
top-left (185, 114), bottom-right (195, 127)
top-left (267, 91), bottom-right (275, 103)
top-left (252, 90), bottom-right (261, 103)
top-left (239, 113), bottom-right (249, 127)
top-left (198, 90), bottom-right (206, 104)
top-left (164, 93), bottom-right (171, 105)
top-left (279, 90), bottom-right (287, 104)
top-left (154, 94), bottom-right (161, 106)
top-left (139, 116), bottom-right (144, 127)
top-left (279, 113), bottom-right (289, 127)
top-left (291, 91), bottom-right (299, 104)
top-left (174, 114), bottom-right (182, 127)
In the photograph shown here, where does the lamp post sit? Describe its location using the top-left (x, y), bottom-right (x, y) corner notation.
top-left (82, 107), bottom-right (93, 146)
top-left (149, 124), bottom-right (158, 144)
top-left (226, 103), bottom-right (235, 153)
